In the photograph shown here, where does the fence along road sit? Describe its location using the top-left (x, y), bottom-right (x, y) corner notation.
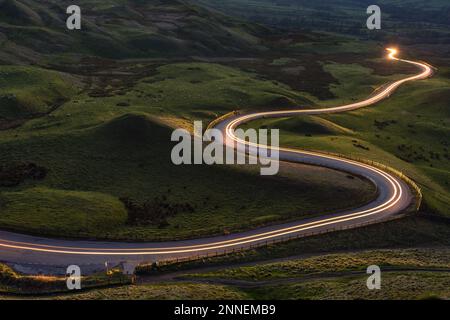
top-left (0, 49), bottom-right (433, 272)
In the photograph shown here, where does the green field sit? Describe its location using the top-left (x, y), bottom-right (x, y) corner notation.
top-left (242, 61), bottom-right (450, 216)
top-left (197, 0), bottom-right (450, 42)
top-left (30, 283), bottom-right (249, 300)
top-left (0, 28), bottom-right (448, 242)
top-left (183, 248), bottom-right (450, 300)
top-left (0, 0), bottom-right (449, 300)
top-left (0, 66), bottom-right (80, 129)
top-left (32, 273), bottom-right (448, 300)
top-left (243, 272), bottom-right (450, 300)
top-left (135, 215), bottom-right (450, 275)
top-left (3, 248), bottom-right (447, 300)
top-left (0, 0), bottom-right (268, 64)
top-left (0, 63), bottom-right (376, 241)
top-left (186, 248), bottom-right (450, 280)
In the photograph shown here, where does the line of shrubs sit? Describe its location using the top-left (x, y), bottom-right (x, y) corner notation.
top-left (0, 162), bottom-right (47, 187)
top-left (120, 197), bottom-right (195, 228)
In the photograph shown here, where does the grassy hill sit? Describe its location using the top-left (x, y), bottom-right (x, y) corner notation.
top-left (1, 248), bottom-right (448, 299)
top-left (244, 63), bottom-right (450, 216)
top-left (0, 0), bottom-right (447, 241)
top-left (0, 0), bottom-right (448, 301)
top-left (0, 112), bottom-right (376, 240)
top-left (196, 0), bottom-right (450, 42)
top-left (0, 65), bottom-right (80, 129)
top-left (0, 0), bottom-right (268, 64)
top-left (0, 42), bottom-right (382, 241)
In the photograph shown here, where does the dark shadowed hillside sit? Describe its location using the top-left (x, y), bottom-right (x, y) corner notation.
top-left (196, 0), bottom-right (450, 45)
top-left (0, 0), bottom-right (269, 64)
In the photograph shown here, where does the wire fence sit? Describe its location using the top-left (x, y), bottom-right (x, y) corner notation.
top-left (136, 212), bottom-right (410, 273)
top-left (275, 146), bottom-right (423, 212)
top-left (327, 152), bottom-right (423, 211)
top-left (206, 110), bottom-right (240, 131)
top-left (207, 111), bottom-right (423, 212)
top-left (143, 112), bottom-right (424, 273)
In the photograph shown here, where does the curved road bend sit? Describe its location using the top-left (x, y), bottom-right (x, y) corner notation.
top-left (0, 49), bottom-right (433, 273)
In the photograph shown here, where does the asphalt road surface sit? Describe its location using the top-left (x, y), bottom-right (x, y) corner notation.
top-left (0, 49), bottom-right (433, 274)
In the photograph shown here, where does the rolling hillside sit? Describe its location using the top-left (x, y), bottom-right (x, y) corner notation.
top-left (0, 0), bottom-right (268, 64)
top-left (196, 0), bottom-right (450, 42)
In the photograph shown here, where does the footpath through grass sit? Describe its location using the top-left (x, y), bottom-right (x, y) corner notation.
top-left (4, 247), bottom-right (448, 300)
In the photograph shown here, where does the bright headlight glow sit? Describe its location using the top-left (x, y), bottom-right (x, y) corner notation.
top-left (387, 48), bottom-right (398, 59)
top-left (0, 47), bottom-right (433, 257)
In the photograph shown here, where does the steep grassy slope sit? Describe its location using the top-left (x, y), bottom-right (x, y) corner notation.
top-left (14, 272), bottom-right (446, 300)
top-left (0, 0), bottom-right (267, 64)
top-left (188, 248), bottom-right (450, 280)
top-left (0, 0), bottom-right (446, 242)
top-left (244, 62), bottom-right (450, 216)
top-left (0, 112), bottom-right (376, 240)
top-left (0, 61), bottom-right (312, 136)
top-left (0, 0), bottom-right (447, 302)
top-left (197, 0), bottom-right (450, 43)
top-left (2, 248), bottom-right (447, 300)
top-left (0, 39), bottom-right (381, 241)
top-left (0, 65), bottom-right (79, 125)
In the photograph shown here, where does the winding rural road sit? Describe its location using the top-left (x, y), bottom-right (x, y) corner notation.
top-left (0, 49), bottom-right (433, 274)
